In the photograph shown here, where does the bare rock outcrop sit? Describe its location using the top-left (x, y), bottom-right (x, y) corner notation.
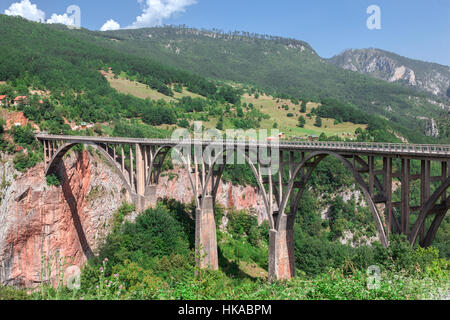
top-left (0, 151), bottom-right (127, 287)
top-left (424, 118), bottom-right (440, 138)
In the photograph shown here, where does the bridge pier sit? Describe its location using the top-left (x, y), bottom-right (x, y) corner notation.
top-left (269, 214), bottom-right (296, 281)
top-left (144, 185), bottom-right (158, 208)
top-left (195, 195), bottom-right (219, 270)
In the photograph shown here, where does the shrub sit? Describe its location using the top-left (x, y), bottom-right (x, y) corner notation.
top-left (11, 125), bottom-right (35, 146)
top-left (0, 286), bottom-right (30, 300)
top-left (177, 119), bottom-right (189, 128)
top-left (111, 203), bottom-right (135, 232)
top-left (13, 151), bottom-right (41, 172)
top-left (314, 116), bottom-right (322, 127)
top-left (46, 174), bottom-right (60, 187)
top-left (98, 204), bottom-right (191, 268)
top-left (227, 210), bottom-right (257, 237)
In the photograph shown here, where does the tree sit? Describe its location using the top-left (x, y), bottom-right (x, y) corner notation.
top-left (314, 116), bottom-right (322, 128)
top-left (174, 83), bottom-right (183, 93)
top-left (178, 119), bottom-right (189, 128)
top-left (298, 116), bottom-right (306, 128)
top-left (300, 101), bottom-right (307, 113)
top-left (216, 116), bottom-right (224, 130)
top-left (12, 124), bottom-right (35, 146)
top-left (236, 106), bottom-right (244, 118)
top-left (0, 118), bottom-right (5, 135)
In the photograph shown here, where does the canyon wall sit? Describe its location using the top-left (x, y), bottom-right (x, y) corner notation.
top-left (0, 150), bottom-right (267, 287)
top-left (0, 151), bottom-right (128, 287)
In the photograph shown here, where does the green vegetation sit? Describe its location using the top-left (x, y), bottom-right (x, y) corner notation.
top-left (298, 116), bottom-right (306, 128)
top-left (46, 174), bottom-right (60, 187)
top-left (0, 15), bottom-right (241, 136)
top-left (99, 26), bottom-right (448, 144)
top-left (10, 124), bottom-right (43, 172)
top-left (1, 201), bottom-right (447, 300)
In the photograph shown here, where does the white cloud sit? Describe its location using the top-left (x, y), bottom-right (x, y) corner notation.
top-left (47, 13), bottom-right (75, 26)
top-left (4, 0), bottom-right (45, 22)
top-left (100, 19), bottom-right (121, 31)
top-left (128, 0), bottom-right (197, 29)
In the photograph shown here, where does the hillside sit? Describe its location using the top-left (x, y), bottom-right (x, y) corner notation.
top-left (329, 48), bottom-right (450, 99)
top-left (0, 15), bottom-right (448, 144)
top-left (96, 26), bottom-right (448, 143)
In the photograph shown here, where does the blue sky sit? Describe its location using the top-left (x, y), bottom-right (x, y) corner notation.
top-left (1, 0), bottom-right (449, 66)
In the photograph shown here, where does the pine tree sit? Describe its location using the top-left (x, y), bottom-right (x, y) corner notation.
top-left (298, 116), bottom-right (306, 128)
top-left (314, 116), bottom-right (322, 128)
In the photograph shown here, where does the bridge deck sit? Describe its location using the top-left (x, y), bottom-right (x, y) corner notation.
top-left (36, 134), bottom-right (450, 159)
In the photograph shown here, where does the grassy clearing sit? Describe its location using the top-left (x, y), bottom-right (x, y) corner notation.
top-left (102, 72), bottom-right (366, 139)
top-left (242, 94), bottom-right (366, 139)
top-left (102, 71), bottom-right (203, 102)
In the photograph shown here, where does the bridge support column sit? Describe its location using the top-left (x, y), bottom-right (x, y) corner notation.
top-left (195, 195), bottom-right (218, 270)
top-left (144, 185), bottom-right (158, 208)
top-left (135, 144), bottom-right (148, 212)
top-left (269, 214), bottom-right (296, 282)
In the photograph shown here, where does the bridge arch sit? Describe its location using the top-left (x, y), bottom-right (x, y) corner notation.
top-left (280, 151), bottom-right (389, 247)
top-left (200, 149), bottom-right (389, 246)
top-left (409, 177), bottom-right (449, 246)
top-left (201, 148), bottom-right (275, 229)
top-left (45, 142), bottom-right (134, 197)
top-left (145, 145), bottom-right (172, 191)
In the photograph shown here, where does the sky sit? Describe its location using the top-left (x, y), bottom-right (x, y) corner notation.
top-left (1, 0), bottom-right (449, 66)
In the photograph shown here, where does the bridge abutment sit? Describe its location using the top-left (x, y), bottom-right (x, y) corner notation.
top-left (195, 196), bottom-right (219, 270)
top-left (269, 214), bottom-right (296, 282)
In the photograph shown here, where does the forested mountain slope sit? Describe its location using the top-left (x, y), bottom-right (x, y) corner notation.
top-left (0, 15), bottom-right (241, 128)
top-left (95, 26), bottom-right (448, 143)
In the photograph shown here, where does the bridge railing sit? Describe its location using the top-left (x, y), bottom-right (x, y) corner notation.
top-left (36, 134), bottom-right (450, 156)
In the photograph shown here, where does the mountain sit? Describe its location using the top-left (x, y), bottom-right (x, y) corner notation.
top-left (0, 15), bottom-right (448, 143)
top-left (328, 48), bottom-right (450, 99)
top-left (96, 27), bottom-right (449, 142)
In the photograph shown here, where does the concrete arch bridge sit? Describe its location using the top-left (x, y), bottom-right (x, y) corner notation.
top-left (37, 134), bottom-right (450, 281)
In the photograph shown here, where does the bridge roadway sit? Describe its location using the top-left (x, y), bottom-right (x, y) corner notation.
top-left (36, 134), bottom-right (450, 281)
top-left (37, 134), bottom-right (450, 159)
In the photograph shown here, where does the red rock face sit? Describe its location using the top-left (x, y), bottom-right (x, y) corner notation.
top-left (0, 153), bottom-right (268, 287)
top-left (156, 169), bottom-right (269, 224)
top-left (0, 152), bottom-right (92, 287)
top-left (0, 151), bottom-right (125, 287)
top-left (0, 109), bottom-right (39, 131)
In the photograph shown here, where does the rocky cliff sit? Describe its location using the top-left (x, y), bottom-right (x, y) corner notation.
top-left (0, 150), bottom-right (268, 287)
top-left (0, 151), bottom-right (128, 287)
top-left (329, 48), bottom-right (450, 99)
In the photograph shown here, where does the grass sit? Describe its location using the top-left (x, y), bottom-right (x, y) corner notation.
top-left (103, 71), bottom-right (203, 103)
top-left (242, 93), bottom-right (366, 139)
top-left (102, 71), bottom-right (366, 140)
